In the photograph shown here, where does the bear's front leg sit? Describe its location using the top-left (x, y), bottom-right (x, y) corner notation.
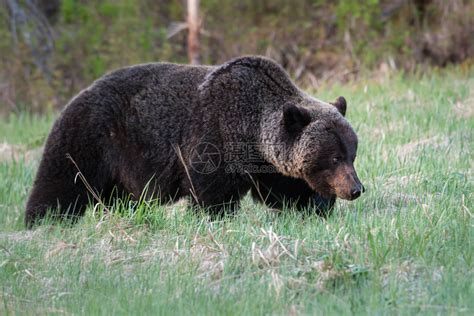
top-left (250, 172), bottom-right (336, 216)
top-left (187, 169), bottom-right (250, 218)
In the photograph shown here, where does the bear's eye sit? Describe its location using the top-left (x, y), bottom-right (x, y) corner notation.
top-left (332, 157), bottom-right (341, 165)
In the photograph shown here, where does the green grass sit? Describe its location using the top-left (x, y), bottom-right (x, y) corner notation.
top-left (0, 67), bottom-right (473, 315)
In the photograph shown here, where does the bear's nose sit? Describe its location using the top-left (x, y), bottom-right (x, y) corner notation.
top-left (350, 188), bottom-right (361, 199)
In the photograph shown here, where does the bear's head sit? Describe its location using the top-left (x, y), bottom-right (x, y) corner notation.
top-left (271, 96), bottom-right (364, 200)
top-left (199, 55), bottom-right (363, 201)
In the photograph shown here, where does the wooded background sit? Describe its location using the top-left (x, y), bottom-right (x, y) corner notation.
top-left (1, 0), bottom-right (472, 113)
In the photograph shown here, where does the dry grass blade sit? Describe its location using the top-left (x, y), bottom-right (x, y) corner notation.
top-left (45, 241), bottom-right (77, 258)
top-left (245, 171), bottom-right (266, 205)
top-left (66, 153), bottom-right (111, 214)
top-left (251, 227), bottom-right (300, 268)
top-left (207, 228), bottom-right (227, 255)
top-left (173, 145), bottom-right (199, 205)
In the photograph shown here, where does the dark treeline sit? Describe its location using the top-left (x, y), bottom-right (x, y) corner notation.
top-left (0, 0), bottom-right (472, 112)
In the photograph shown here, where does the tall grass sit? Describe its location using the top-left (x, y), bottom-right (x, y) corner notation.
top-left (0, 67), bottom-right (472, 314)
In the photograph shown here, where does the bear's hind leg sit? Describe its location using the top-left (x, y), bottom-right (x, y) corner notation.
top-left (25, 146), bottom-right (111, 228)
top-left (25, 172), bottom-right (91, 228)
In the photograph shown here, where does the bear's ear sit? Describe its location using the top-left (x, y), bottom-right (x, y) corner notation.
top-left (283, 104), bottom-right (312, 134)
top-left (330, 96), bottom-right (347, 116)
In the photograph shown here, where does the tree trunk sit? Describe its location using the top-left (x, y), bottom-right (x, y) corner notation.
top-left (187, 0), bottom-right (200, 64)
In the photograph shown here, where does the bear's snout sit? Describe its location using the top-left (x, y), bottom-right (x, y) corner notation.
top-left (349, 179), bottom-right (364, 200)
top-left (329, 165), bottom-right (364, 201)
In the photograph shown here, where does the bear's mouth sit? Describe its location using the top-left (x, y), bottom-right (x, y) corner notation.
top-left (304, 179), bottom-right (334, 199)
top-left (329, 183), bottom-right (361, 201)
top-left (306, 180), bottom-right (360, 201)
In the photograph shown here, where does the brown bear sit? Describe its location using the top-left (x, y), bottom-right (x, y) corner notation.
top-left (25, 56), bottom-right (363, 227)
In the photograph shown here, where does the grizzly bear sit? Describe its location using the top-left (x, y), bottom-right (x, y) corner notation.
top-left (25, 56), bottom-right (363, 227)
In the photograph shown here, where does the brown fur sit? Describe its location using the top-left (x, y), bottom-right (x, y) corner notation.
top-left (25, 56), bottom-right (363, 227)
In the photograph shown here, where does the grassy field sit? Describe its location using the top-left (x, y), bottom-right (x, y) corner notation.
top-left (0, 67), bottom-right (472, 315)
